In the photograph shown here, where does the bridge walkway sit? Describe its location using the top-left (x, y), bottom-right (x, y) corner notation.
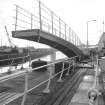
top-left (12, 1), bottom-right (84, 58)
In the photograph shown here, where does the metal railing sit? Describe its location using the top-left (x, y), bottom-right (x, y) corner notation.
top-left (13, 1), bottom-right (82, 47)
top-left (0, 56), bottom-right (78, 105)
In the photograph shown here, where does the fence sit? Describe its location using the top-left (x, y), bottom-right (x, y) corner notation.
top-left (0, 56), bottom-right (78, 105)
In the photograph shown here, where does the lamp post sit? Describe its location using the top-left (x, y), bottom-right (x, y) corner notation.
top-left (87, 20), bottom-right (96, 50)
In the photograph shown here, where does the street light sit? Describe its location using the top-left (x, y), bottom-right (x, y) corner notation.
top-left (87, 20), bottom-right (96, 49)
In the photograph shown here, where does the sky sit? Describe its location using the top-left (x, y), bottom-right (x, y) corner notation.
top-left (0, 0), bottom-right (105, 47)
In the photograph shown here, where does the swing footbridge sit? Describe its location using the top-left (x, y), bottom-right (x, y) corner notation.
top-left (0, 1), bottom-right (105, 105)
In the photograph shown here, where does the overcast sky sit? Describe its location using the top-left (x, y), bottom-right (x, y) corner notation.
top-left (0, 0), bottom-right (105, 47)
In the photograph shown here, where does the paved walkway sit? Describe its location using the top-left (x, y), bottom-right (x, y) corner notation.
top-left (68, 67), bottom-right (104, 105)
top-left (68, 73), bottom-right (94, 105)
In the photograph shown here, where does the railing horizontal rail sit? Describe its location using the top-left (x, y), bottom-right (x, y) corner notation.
top-left (0, 56), bottom-right (77, 83)
top-left (15, 4), bottom-right (33, 15)
top-left (0, 55), bottom-right (78, 105)
top-left (17, 18), bottom-right (31, 25)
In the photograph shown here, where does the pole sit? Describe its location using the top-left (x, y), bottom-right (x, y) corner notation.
top-left (57, 62), bottom-right (65, 82)
top-left (59, 18), bottom-right (61, 37)
top-left (39, 1), bottom-right (42, 30)
top-left (21, 70), bottom-right (28, 105)
top-left (87, 21), bottom-right (88, 49)
top-left (51, 11), bottom-right (53, 34)
top-left (103, 20), bottom-right (104, 33)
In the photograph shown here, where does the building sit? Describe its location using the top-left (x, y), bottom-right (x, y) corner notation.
top-left (98, 32), bottom-right (105, 51)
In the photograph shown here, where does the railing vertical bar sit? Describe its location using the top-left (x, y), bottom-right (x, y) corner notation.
top-left (65, 24), bottom-right (66, 40)
top-left (51, 11), bottom-right (53, 34)
top-left (21, 70), bottom-right (28, 105)
top-left (15, 5), bottom-right (18, 31)
top-left (66, 61), bottom-right (71, 76)
top-left (69, 28), bottom-right (71, 42)
top-left (59, 18), bottom-right (61, 37)
top-left (72, 31), bottom-right (74, 44)
top-left (48, 24), bottom-right (50, 33)
top-left (39, 1), bottom-right (42, 30)
top-left (43, 62), bottom-right (53, 93)
top-left (75, 34), bottom-right (76, 45)
top-left (31, 14), bottom-right (33, 29)
top-left (57, 62), bottom-right (65, 82)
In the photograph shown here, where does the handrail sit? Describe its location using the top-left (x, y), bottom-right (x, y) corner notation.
top-left (13, 1), bottom-right (82, 46)
top-left (0, 56), bottom-right (77, 83)
top-left (0, 56), bottom-right (78, 105)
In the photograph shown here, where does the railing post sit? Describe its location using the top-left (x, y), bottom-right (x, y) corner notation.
top-left (51, 11), bottom-right (53, 34)
top-left (65, 24), bottom-right (66, 40)
top-left (15, 5), bottom-right (18, 31)
top-left (48, 24), bottom-right (50, 33)
top-left (75, 34), bottom-right (76, 45)
top-left (76, 35), bottom-right (77, 46)
top-left (72, 31), bottom-right (74, 44)
top-left (72, 58), bottom-right (75, 72)
top-left (29, 55), bottom-right (32, 69)
top-left (39, 1), bottom-right (42, 30)
top-left (59, 18), bottom-right (61, 37)
top-left (57, 62), bottom-right (65, 82)
top-left (66, 61), bottom-right (71, 76)
top-left (21, 57), bottom-right (24, 70)
top-left (31, 14), bottom-right (33, 29)
top-left (55, 28), bottom-right (56, 35)
top-left (43, 62), bottom-right (53, 93)
top-left (69, 28), bottom-right (71, 42)
top-left (7, 58), bottom-right (14, 74)
top-left (21, 70), bottom-right (28, 105)
top-left (77, 37), bottom-right (78, 46)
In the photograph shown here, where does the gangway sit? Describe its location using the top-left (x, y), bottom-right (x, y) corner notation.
top-left (0, 1), bottom-right (87, 105)
top-left (12, 1), bottom-right (84, 58)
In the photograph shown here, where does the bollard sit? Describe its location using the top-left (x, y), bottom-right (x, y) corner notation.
top-left (57, 62), bottom-right (65, 82)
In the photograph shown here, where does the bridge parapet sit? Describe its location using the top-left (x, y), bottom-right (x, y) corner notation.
top-left (13, 1), bottom-right (82, 47)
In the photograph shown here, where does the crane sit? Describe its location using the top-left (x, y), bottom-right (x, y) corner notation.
top-left (4, 26), bottom-right (16, 48)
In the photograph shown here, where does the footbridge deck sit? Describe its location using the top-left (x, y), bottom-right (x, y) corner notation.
top-left (12, 29), bottom-right (83, 58)
top-left (12, 1), bottom-right (84, 58)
